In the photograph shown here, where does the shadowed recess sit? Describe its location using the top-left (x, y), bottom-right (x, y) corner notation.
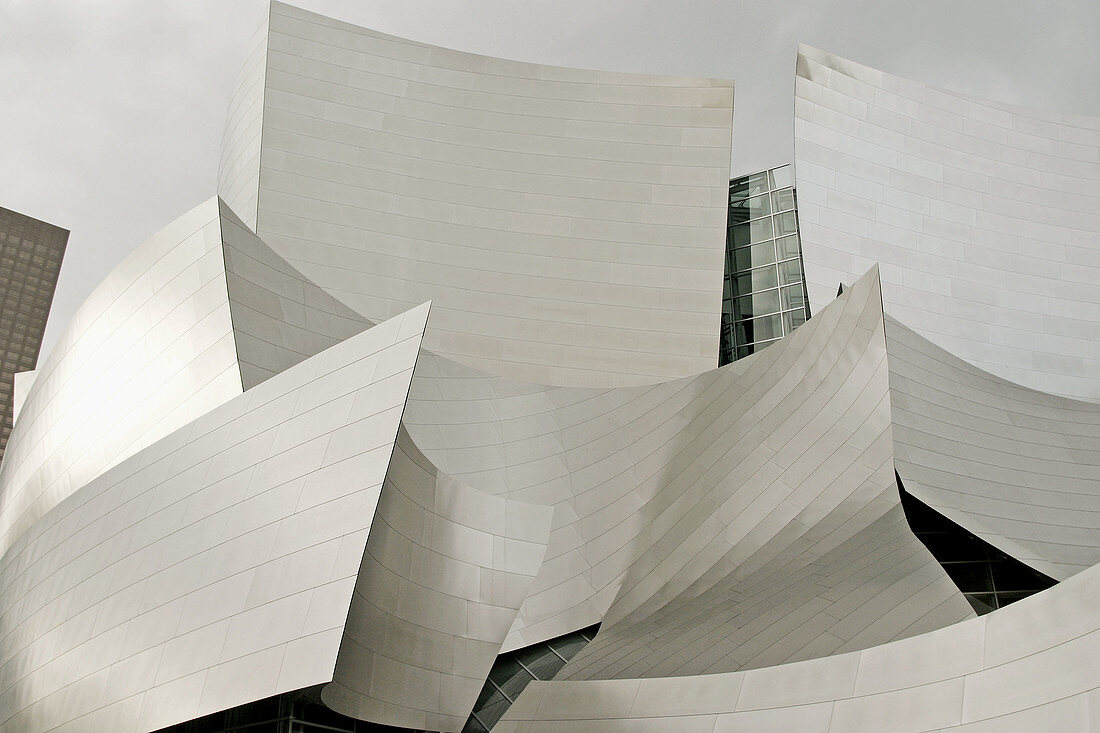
top-left (897, 473), bottom-right (1057, 615)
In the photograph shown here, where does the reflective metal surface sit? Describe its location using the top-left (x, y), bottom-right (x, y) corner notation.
top-left (322, 427), bottom-right (554, 730)
top-left (217, 20), bottom-right (269, 232)
top-left (0, 199), bottom-right (243, 557)
top-left (887, 315), bottom-right (1100, 580)
top-left (219, 200), bottom-right (373, 389)
top-left (0, 198), bottom-right (378, 559)
top-left (497, 559), bottom-right (1100, 732)
top-left (403, 269), bottom-right (973, 672)
top-left (3, 6), bottom-right (1099, 732)
top-left (795, 45), bottom-right (1100, 401)
top-left (0, 303), bottom-right (428, 732)
top-left (218, 1), bottom-right (734, 388)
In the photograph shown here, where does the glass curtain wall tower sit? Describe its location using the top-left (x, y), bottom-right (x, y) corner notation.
top-left (719, 165), bottom-right (811, 366)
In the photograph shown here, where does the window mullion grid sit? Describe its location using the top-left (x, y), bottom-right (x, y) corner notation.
top-left (487, 676), bottom-right (515, 703)
top-left (545, 644), bottom-right (570, 664)
top-left (471, 711), bottom-right (494, 731)
top-left (513, 655), bottom-right (541, 681)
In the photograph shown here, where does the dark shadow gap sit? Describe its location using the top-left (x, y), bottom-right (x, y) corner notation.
top-left (896, 471), bottom-right (1056, 614)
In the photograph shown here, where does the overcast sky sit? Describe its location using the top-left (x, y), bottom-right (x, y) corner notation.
top-left (3, 0), bottom-right (1099, 362)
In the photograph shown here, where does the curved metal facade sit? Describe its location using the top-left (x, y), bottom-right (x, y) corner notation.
top-left (795, 45), bottom-right (1100, 402)
top-left (219, 200), bottom-right (372, 389)
top-left (322, 427), bottom-right (554, 730)
top-left (218, 1), bottom-right (734, 388)
top-left (0, 302), bottom-right (427, 732)
top-left (217, 17), bottom-right (269, 233)
top-left (0, 199), bottom-right (243, 557)
top-left (887, 315), bottom-right (1100, 581)
top-left (496, 557), bottom-right (1100, 731)
top-left (3, 5), bottom-right (1099, 732)
top-left (402, 269), bottom-right (973, 661)
top-left (0, 197), bottom-right (375, 559)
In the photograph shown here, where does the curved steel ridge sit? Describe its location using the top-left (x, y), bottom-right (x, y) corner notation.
top-left (496, 552), bottom-right (1100, 731)
top-left (0, 302), bottom-right (430, 733)
top-left (0, 198), bottom-right (372, 559)
top-left (400, 267), bottom-right (974, 679)
top-left (322, 426), bottom-right (554, 730)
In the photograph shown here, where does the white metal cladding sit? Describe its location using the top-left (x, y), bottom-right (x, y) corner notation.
top-left (402, 268), bottom-right (972, 663)
top-left (0, 199), bottom-right (245, 559)
top-left (322, 426), bottom-right (554, 730)
top-left (218, 200), bottom-right (373, 390)
top-left (217, 1), bottom-right (734, 388)
top-left (0, 197), bottom-right (385, 561)
top-left (217, 16), bottom-right (269, 232)
top-left (886, 315), bottom-right (1100, 581)
top-left (794, 45), bottom-right (1100, 402)
top-left (11, 369), bottom-right (36, 426)
top-left (6, 5), bottom-right (1100, 727)
top-left (557, 505), bottom-right (973, 679)
top-left (0, 304), bottom-right (428, 733)
top-left (495, 553), bottom-right (1100, 732)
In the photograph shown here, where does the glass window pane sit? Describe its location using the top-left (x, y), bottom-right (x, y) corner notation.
top-left (989, 561), bottom-right (1055, 592)
top-left (734, 319), bottom-right (750, 345)
top-left (547, 634), bottom-right (591, 661)
top-left (782, 309), bottom-right (807, 331)
top-left (965, 593), bottom-right (997, 614)
top-left (471, 684), bottom-right (511, 729)
top-left (944, 562), bottom-right (994, 592)
top-left (729, 192), bottom-right (771, 224)
top-left (736, 314), bottom-right (783, 344)
top-left (771, 188), bottom-right (796, 212)
top-left (775, 211), bottom-right (798, 236)
top-left (464, 714), bottom-right (492, 732)
top-left (232, 697), bottom-right (280, 726)
top-left (776, 234), bottom-right (801, 260)
top-left (780, 284), bottom-right (806, 311)
top-left (735, 265), bottom-right (778, 293)
top-left (993, 591), bottom-right (1033, 608)
top-left (733, 241), bottom-right (776, 271)
top-left (729, 172), bottom-right (769, 203)
top-left (921, 532), bottom-right (989, 563)
top-left (489, 657), bottom-right (534, 700)
top-left (515, 645), bottom-right (566, 681)
top-left (729, 218), bottom-right (774, 248)
top-left (770, 165), bottom-right (793, 189)
top-left (736, 289), bottom-right (780, 320)
top-left (745, 337), bottom-right (781, 352)
top-left (735, 345), bottom-right (755, 359)
top-left (779, 259), bottom-right (803, 285)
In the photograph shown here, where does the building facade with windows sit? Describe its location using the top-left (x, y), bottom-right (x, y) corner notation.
top-left (0, 207), bottom-right (66, 466)
top-left (720, 165), bottom-right (811, 365)
top-left (0, 5), bottom-right (1098, 733)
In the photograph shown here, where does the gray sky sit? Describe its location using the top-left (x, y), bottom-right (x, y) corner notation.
top-left (3, 0), bottom-right (1098, 362)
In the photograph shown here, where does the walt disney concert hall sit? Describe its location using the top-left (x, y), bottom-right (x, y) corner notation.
top-left (1, 3), bottom-right (1098, 731)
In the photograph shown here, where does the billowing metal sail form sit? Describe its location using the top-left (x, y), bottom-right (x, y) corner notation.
top-left (220, 1), bottom-right (734, 389)
top-left (1, 6), bottom-right (1098, 733)
top-left (795, 44), bottom-right (1100, 402)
